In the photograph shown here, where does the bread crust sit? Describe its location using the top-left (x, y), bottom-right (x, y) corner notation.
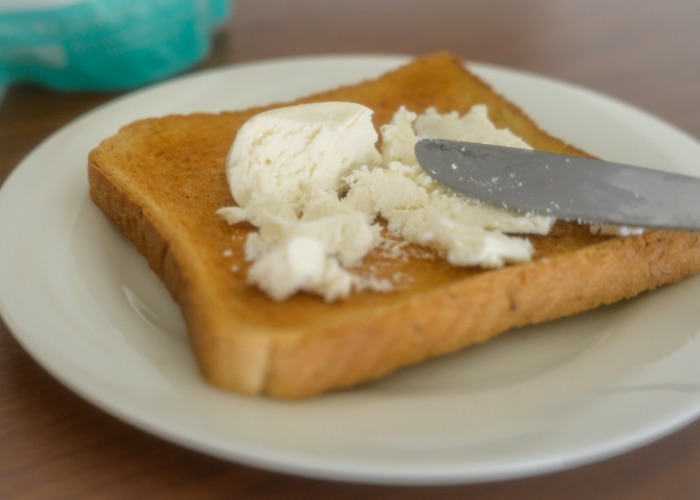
top-left (88, 52), bottom-right (700, 398)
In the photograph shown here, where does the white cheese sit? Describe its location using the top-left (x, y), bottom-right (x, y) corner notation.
top-left (225, 101), bottom-right (382, 222)
top-left (344, 106), bottom-right (552, 267)
top-left (590, 224), bottom-right (644, 236)
top-left (218, 102), bottom-right (385, 302)
top-left (246, 236), bottom-right (355, 302)
top-left (219, 102), bottom-right (554, 302)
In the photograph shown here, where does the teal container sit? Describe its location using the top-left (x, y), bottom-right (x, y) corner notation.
top-left (0, 0), bottom-right (231, 91)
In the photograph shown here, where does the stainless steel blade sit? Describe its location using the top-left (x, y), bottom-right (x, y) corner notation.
top-left (415, 139), bottom-right (700, 231)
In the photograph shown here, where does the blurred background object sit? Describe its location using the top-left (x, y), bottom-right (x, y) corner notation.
top-left (0, 0), bottom-right (231, 91)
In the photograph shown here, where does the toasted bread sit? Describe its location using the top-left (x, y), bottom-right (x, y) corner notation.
top-left (88, 52), bottom-right (700, 398)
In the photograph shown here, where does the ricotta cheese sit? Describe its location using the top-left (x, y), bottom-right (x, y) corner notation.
top-left (344, 106), bottom-right (552, 268)
top-left (219, 101), bottom-right (554, 302)
top-left (218, 102), bottom-right (384, 301)
top-left (224, 101), bottom-right (381, 222)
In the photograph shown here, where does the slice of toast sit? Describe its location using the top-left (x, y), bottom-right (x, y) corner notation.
top-left (88, 52), bottom-right (700, 398)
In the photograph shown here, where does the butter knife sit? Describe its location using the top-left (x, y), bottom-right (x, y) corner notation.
top-left (415, 139), bottom-right (700, 230)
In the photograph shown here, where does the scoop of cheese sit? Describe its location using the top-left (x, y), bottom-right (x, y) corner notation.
top-left (226, 101), bottom-right (382, 221)
top-left (220, 102), bottom-right (384, 301)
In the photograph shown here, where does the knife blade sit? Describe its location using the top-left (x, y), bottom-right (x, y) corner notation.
top-left (414, 139), bottom-right (700, 231)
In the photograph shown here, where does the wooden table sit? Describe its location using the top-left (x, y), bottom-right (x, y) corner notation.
top-left (2, 1), bottom-right (700, 497)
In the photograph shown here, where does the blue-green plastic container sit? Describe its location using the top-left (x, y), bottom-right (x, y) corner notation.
top-left (0, 0), bottom-right (230, 91)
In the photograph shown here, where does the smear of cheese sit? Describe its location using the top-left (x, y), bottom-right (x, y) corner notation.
top-left (218, 102), bottom-right (554, 302)
top-left (344, 106), bottom-right (552, 267)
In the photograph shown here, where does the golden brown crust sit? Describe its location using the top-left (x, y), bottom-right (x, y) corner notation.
top-left (88, 52), bottom-right (700, 398)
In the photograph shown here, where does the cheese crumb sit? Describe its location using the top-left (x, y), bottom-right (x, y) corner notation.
top-left (590, 224), bottom-right (644, 236)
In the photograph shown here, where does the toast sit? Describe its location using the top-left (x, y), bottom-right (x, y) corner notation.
top-left (88, 52), bottom-right (700, 398)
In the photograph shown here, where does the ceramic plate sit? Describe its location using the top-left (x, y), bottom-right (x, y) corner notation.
top-left (2, 55), bottom-right (700, 485)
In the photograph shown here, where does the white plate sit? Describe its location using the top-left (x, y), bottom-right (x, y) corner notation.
top-left (2, 55), bottom-right (700, 485)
